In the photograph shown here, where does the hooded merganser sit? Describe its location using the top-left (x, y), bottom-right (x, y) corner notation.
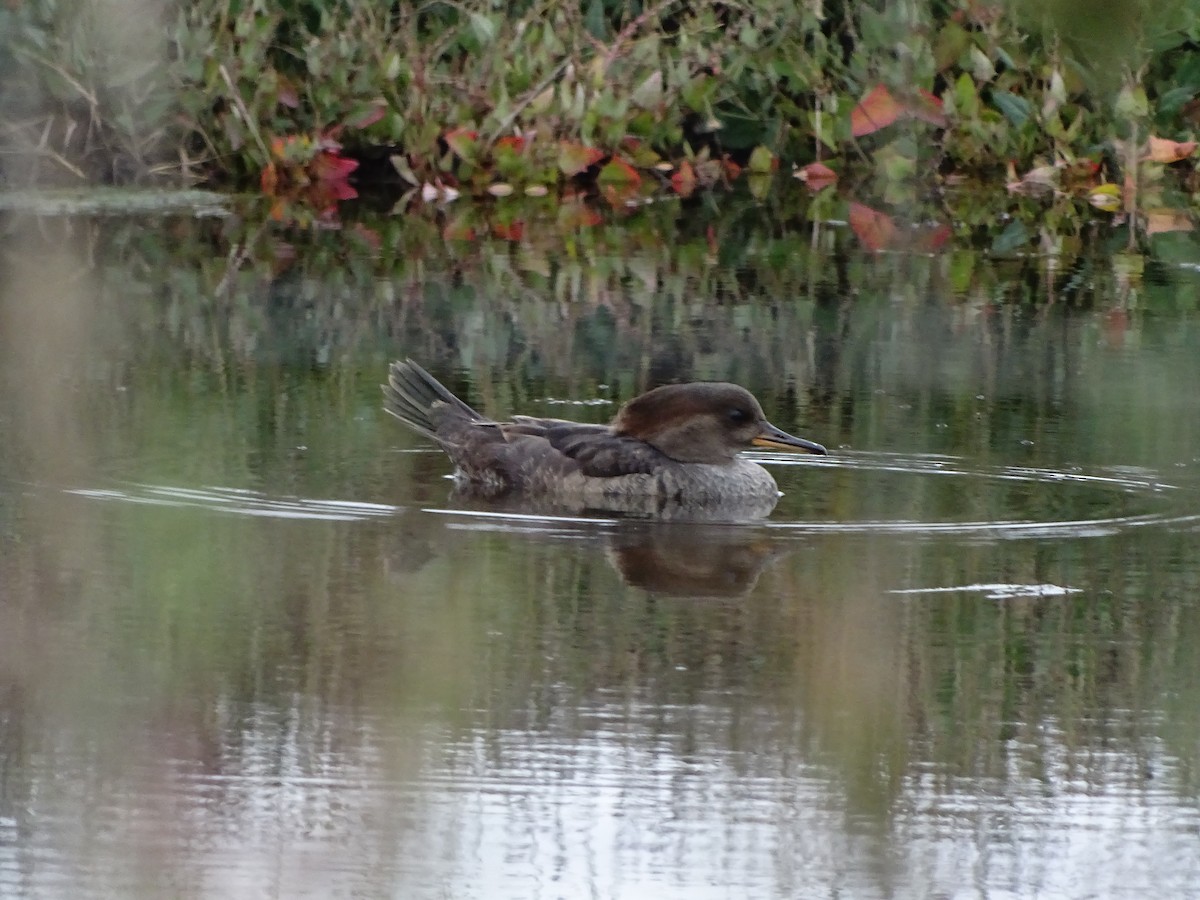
top-left (383, 359), bottom-right (827, 503)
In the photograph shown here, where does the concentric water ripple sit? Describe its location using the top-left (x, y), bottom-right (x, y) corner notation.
top-left (66, 484), bottom-right (400, 521)
top-left (58, 448), bottom-right (1200, 541)
top-left (755, 448), bottom-right (1179, 494)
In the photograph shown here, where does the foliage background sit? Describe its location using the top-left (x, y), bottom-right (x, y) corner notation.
top-left (1, 0), bottom-right (1199, 195)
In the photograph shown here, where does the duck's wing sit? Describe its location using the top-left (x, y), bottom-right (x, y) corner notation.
top-left (500, 418), bottom-right (663, 477)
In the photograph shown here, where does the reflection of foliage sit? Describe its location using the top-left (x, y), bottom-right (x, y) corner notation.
top-left (3, 199), bottom-right (1200, 862)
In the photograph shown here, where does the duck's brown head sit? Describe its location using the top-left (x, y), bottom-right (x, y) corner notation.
top-left (612, 382), bottom-right (827, 464)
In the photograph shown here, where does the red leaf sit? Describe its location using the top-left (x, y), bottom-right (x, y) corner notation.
top-left (722, 157), bottom-right (742, 181)
top-left (671, 160), bottom-right (697, 196)
top-left (558, 141), bottom-right (605, 176)
top-left (852, 85), bottom-right (903, 137)
top-left (312, 151), bottom-right (358, 184)
top-left (851, 85), bottom-right (946, 136)
top-left (848, 202), bottom-right (896, 252)
top-left (917, 223), bottom-right (953, 253)
top-left (496, 135), bottom-right (526, 152)
top-left (796, 162), bottom-right (838, 189)
top-left (323, 179), bottom-right (358, 201)
top-left (492, 221), bottom-right (525, 241)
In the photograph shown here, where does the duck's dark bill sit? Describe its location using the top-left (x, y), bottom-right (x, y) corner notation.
top-left (752, 423), bottom-right (827, 455)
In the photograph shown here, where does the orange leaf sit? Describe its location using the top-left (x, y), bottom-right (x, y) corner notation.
top-left (260, 162), bottom-right (279, 195)
top-left (496, 135), bottom-right (527, 152)
top-left (1144, 136), bottom-right (1198, 164)
top-left (916, 223), bottom-right (953, 253)
top-left (558, 141), bottom-right (605, 176)
top-left (597, 157), bottom-right (641, 186)
top-left (852, 85), bottom-right (946, 136)
top-left (444, 128), bottom-right (479, 160)
top-left (442, 216), bottom-right (476, 241)
top-left (852, 85), bottom-right (903, 137)
top-left (722, 157), bottom-right (742, 181)
top-left (558, 197), bottom-right (604, 229)
top-left (671, 160), bottom-right (697, 197)
top-left (346, 99), bottom-right (387, 129)
top-left (848, 202), bottom-right (896, 252)
top-left (600, 184), bottom-right (641, 209)
top-left (1144, 209), bottom-right (1193, 235)
top-left (910, 89), bottom-right (948, 128)
top-left (795, 162), bottom-right (838, 189)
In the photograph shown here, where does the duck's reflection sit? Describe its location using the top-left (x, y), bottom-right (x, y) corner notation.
top-left (387, 491), bottom-right (790, 600)
top-left (604, 522), bottom-right (784, 598)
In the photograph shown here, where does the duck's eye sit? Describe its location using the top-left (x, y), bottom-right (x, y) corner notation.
top-left (727, 408), bottom-right (752, 425)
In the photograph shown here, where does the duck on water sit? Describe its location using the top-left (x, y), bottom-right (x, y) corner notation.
top-left (383, 359), bottom-right (827, 507)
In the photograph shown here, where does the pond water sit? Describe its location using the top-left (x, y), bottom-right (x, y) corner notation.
top-left (2, 199), bottom-right (1200, 898)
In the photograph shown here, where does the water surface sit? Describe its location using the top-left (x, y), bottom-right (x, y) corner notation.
top-left (2, 205), bottom-right (1199, 898)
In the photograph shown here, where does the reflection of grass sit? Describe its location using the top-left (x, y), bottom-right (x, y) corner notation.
top-left (2, 208), bottom-right (1200, 820)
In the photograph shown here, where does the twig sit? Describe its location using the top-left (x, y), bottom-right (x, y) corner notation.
top-left (9, 46), bottom-right (98, 108)
top-left (217, 63), bottom-right (271, 162)
top-left (602, 0), bottom-right (679, 73)
top-left (485, 60), bottom-right (570, 144)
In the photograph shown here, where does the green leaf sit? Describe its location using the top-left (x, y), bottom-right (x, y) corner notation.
top-left (992, 219), bottom-right (1031, 254)
top-left (681, 74), bottom-right (715, 113)
top-left (954, 72), bottom-right (979, 118)
top-left (384, 51), bottom-right (402, 82)
top-left (992, 91), bottom-right (1032, 128)
top-left (469, 12), bottom-right (497, 45)
top-left (934, 23), bottom-right (971, 71)
top-left (747, 145), bottom-right (775, 174)
top-left (1158, 86), bottom-right (1196, 117)
top-left (1115, 83), bottom-right (1149, 119)
top-left (632, 71), bottom-right (664, 110)
top-left (583, 0), bottom-right (608, 40)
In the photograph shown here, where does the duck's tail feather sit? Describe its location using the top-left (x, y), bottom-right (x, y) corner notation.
top-left (383, 359), bottom-right (487, 441)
